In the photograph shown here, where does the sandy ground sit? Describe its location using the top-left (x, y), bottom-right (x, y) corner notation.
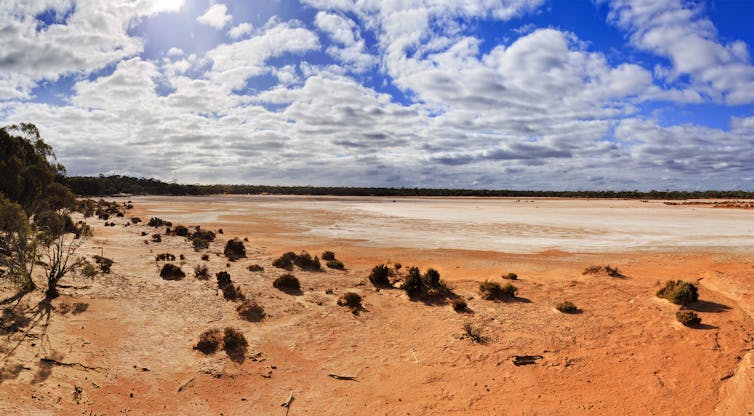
top-left (1, 195), bottom-right (753, 415)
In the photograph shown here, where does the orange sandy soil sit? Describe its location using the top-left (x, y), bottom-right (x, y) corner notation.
top-left (1, 197), bottom-right (753, 415)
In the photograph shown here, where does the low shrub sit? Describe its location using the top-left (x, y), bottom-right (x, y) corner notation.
top-left (368, 264), bottom-right (390, 286)
top-left (676, 310), bottom-right (701, 327)
top-left (582, 265), bottom-right (623, 277)
top-left (201, 254), bottom-right (210, 261)
top-left (155, 253), bottom-right (176, 261)
top-left (503, 272), bottom-right (518, 280)
top-left (179, 254), bottom-right (185, 260)
top-left (152, 233), bottom-right (161, 243)
top-left (452, 298), bottom-right (467, 312)
top-left (174, 225), bottom-right (189, 237)
top-left (479, 280), bottom-right (518, 300)
top-left (656, 280), bottom-right (699, 305)
top-left (326, 260), bottom-right (345, 270)
top-left (273, 274), bottom-right (300, 293)
top-left (141, 231), bottom-right (147, 236)
top-left (293, 251), bottom-right (321, 271)
top-left (92, 255), bottom-right (113, 273)
top-left (71, 302), bottom-right (88, 314)
top-left (160, 263), bottom-right (185, 280)
top-left (237, 299), bottom-right (265, 322)
top-left (194, 329), bottom-right (222, 354)
top-left (555, 301), bottom-right (578, 314)
top-left (582, 265), bottom-right (602, 275)
top-left (247, 264), bottom-right (264, 272)
top-left (224, 238), bottom-right (247, 261)
top-left (423, 268), bottom-right (441, 287)
top-left (194, 264), bottom-right (209, 280)
top-left (148, 217), bottom-right (166, 227)
top-left (131, 217), bottom-right (141, 224)
top-left (223, 327), bottom-right (248, 362)
top-left (80, 261), bottom-right (97, 278)
top-left (222, 284), bottom-right (245, 301)
top-left (337, 292), bottom-right (362, 312)
top-left (403, 267), bottom-right (423, 297)
top-left (272, 251), bottom-right (296, 270)
top-left (321, 251), bottom-right (336, 261)
top-left (394, 262), bottom-right (401, 270)
top-left (604, 265), bottom-right (622, 277)
top-left (462, 322), bottom-right (485, 344)
top-left (216, 271), bottom-right (231, 288)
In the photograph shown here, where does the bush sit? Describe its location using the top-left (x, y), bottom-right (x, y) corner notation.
top-left (216, 271), bottom-right (231, 288)
top-left (293, 251), bottom-right (321, 271)
top-left (237, 299), bottom-right (265, 322)
top-left (322, 251), bottom-right (336, 261)
top-left (604, 265), bottom-right (622, 277)
top-left (247, 264), bottom-right (264, 272)
top-left (326, 260), bottom-right (345, 270)
top-left (368, 264), bottom-right (390, 286)
top-left (80, 261), bottom-right (97, 278)
top-left (403, 267), bottom-right (423, 297)
top-left (155, 253), bottom-right (176, 261)
top-left (152, 233), bottom-right (161, 243)
top-left (160, 263), bottom-right (185, 280)
top-left (194, 264), bottom-right (209, 280)
top-left (273, 274), bottom-right (300, 293)
top-left (676, 310), bottom-right (701, 327)
top-left (582, 265), bottom-right (602, 275)
top-left (582, 265), bottom-right (623, 277)
top-left (223, 327), bottom-right (248, 362)
top-left (423, 268), bottom-right (441, 287)
top-left (93, 255), bottom-right (113, 273)
top-left (148, 217), bottom-right (166, 227)
top-left (224, 238), bottom-right (247, 261)
top-left (222, 284), bottom-right (245, 301)
top-left (174, 225), bottom-right (189, 237)
top-left (194, 329), bottom-right (222, 354)
top-left (131, 217), bottom-right (141, 224)
top-left (462, 322), bottom-right (485, 344)
top-left (555, 301), bottom-right (578, 313)
top-left (503, 272), bottom-right (518, 280)
top-left (394, 263), bottom-right (401, 270)
top-left (452, 298), bottom-right (467, 312)
top-left (201, 254), bottom-right (210, 261)
top-left (272, 251), bottom-right (296, 270)
top-left (337, 292), bottom-right (362, 312)
top-left (656, 280), bottom-right (699, 305)
top-left (479, 280), bottom-right (518, 300)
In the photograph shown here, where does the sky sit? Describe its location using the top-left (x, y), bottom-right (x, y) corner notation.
top-left (2, 0), bottom-right (754, 190)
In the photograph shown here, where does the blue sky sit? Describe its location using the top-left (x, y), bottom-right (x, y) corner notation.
top-left (2, 0), bottom-right (754, 190)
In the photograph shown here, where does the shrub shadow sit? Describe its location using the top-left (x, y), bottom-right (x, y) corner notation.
top-left (686, 300), bottom-right (731, 313)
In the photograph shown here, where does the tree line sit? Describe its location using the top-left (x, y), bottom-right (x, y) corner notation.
top-left (64, 175), bottom-right (754, 200)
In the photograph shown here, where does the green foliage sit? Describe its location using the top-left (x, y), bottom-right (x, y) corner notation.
top-left (368, 264), bottom-right (390, 286)
top-left (159, 263), bottom-right (185, 280)
top-left (676, 310), bottom-right (701, 327)
top-left (656, 280), bottom-right (699, 305)
top-left (273, 273), bottom-right (301, 293)
top-left (0, 195), bottom-right (37, 291)
top-left (555, 301), bottom-right (578, 313)
top-left (223, 238), bottom-right (246, 261)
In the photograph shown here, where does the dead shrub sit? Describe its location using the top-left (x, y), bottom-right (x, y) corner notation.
top-left (461, 322), bottom-right (485, 344)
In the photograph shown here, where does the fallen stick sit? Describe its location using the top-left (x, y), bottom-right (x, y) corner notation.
top-left (328, 374), bottom-right (358, 381)
top-left (410, 348), bottom-right (419, 363)
top-left (177, 377), bottom-right (195, 392)
top-left (281, 391), bottom-right (294, 408)
top-left (40, 358), bottom-right (101, 372)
